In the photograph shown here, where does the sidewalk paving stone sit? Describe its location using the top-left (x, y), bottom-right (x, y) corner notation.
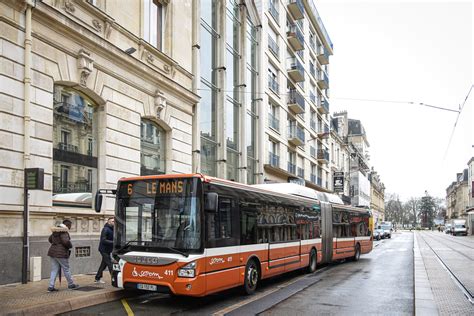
top-left (0, 273), bottom-right (132, 316)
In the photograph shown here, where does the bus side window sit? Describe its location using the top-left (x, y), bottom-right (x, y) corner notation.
top-left (206, 197), bottom-right (233, 241)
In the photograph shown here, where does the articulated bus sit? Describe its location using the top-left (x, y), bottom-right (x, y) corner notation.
top-left (95, 174), bottom-right (373, 297)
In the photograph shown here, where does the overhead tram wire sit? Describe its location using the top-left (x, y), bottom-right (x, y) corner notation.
top-left (196, 88), bottom-right (461, 113)
top-left (443, 84), bottom-right (474, 160)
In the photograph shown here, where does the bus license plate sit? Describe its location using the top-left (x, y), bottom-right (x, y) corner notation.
top-left (137, 283), bottom-right (157, 291)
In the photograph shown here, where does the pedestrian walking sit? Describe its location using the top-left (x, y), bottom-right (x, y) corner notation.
top-left (94, 217), bottom-right (115, 284)
top-left (47, 219), bottom-right (79, 292)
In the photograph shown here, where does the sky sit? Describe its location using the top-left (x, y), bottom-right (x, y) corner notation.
top-left (316, 0), bottom-right (473, 201)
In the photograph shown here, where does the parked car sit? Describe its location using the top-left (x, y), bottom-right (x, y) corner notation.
top-left (450, 219), bottom-right (468, 236)
top-left (373, 228), bottom-right (384, 240)
top-left (379, 222), bottom-right (393, 239)
top-left (444, 224), bottom-right (452, 234)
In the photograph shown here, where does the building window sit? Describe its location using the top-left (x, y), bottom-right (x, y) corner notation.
top-left (53, 86), bottom-right (97, 208)
top-left (144, 0), bottom-right (164, 50)
top-left (200, 0), bottom-right (219, 177)
top-left (140, 119), bottom-right (166, 176)
top-left (246, 17), bottom-right (258, 184)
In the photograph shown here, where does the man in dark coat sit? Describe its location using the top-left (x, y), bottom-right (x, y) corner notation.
top-left (95, 217), bottom-right (115, 283)
top-left (47, 219), bottom-right (79, 291)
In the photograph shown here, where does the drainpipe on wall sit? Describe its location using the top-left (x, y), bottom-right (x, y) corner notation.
top-left (22, 0), bottom-right (33, 284)
top-left (191, 0), bottom-right (201, 173)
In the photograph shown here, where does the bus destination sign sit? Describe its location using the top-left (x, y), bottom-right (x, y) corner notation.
top-left (124, 180), bottom-right (184, 197)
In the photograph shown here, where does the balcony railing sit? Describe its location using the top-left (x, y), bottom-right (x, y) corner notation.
top-left (317, 71), bottom-right (329, 89)
top-left (317, 123), bottom-right (329, 139)
top-left (268, 0), bottom-right (279, 23)
top-left (310, 173), bottom-right (317, 184)
top-left (268, 74), bottom-right (279, 94)
top-left (287, 24), bottom-right (304, 51)
top-left (288, 162), bottom-right (296, 175)
top-left (268, 113), bottom-right (280, 131)
top-left (321, 99), bottom-right (329, 114)
top-left (288, 89), bottom-right (305, 114)
top-left (317, 46), bottom-right (330, 65)
top-left (297, 167), bottom-right (304, 178)
top-left (317, 149), bottom-right (329, 163)
top-left (288, 0), bottom-right (304, 20)
top-left (288, 123), bottom-right (305, 146)
top-left (58, 142), bottom-right (78, 153)
top-left (268, 152), bottom-right (280, 168)
top-left (287, 57), bottom-right (305, 82)
top-left (268, 35), bottom-right (279, 59)
top-left (310, 146), bottom-right (317, 158)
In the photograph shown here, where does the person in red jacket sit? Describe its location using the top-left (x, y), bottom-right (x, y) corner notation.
top-left (47, 219), bottom-right (79, 292)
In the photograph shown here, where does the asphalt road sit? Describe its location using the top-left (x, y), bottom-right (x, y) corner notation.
top-left (62, 232), bottom-right (414, 316)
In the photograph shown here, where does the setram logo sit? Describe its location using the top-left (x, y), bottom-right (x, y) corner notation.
top-left (131, 267), bottom-right (163, 279)
top-left (209, 257), bottom-right (226, 265)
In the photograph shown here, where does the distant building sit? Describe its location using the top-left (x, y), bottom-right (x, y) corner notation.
top-left (369, 169), bottom-right (385, 224)
top-left (330, 114), bottom-right (351, 204)
top-left (446, 169), bottom-right (469, 219)
top-left (347, 119), bottom-right (371, 207)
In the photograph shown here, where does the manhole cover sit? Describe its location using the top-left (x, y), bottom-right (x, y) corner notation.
top-left (74, 286), bottom-right (103, 292)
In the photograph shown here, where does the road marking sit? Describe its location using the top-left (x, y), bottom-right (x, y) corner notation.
top-left (213, 267), bottom-right (329, 316)
top-left (121, 298), bottom-right (134, 316)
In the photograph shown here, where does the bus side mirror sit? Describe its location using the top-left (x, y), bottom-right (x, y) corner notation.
top-left (94, 192), bottom-right (103, 213)
top-left (204, 192), bottom-right (218, 212)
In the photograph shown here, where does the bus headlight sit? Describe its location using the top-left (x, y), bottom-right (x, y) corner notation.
top-left (178, 261), bottom-right (196, 278)
top-left (113, 263), bottom-right (121, 271)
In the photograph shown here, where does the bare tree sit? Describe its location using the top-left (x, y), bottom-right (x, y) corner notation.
top-left (404, 197), bottom-right (420, 227)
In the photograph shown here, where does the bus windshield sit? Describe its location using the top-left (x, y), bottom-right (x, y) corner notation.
top-left (115, 178), bottom-right (202, 253)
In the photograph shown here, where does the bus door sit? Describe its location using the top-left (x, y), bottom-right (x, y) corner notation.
top-left (320, 203), bottom-right (333, 264)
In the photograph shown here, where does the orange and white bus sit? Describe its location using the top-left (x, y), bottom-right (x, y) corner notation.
top-left (95, 174), bottom-right (373, 296)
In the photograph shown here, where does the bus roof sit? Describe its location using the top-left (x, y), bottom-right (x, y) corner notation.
top-left (252, 183), bottom-right (344, 204)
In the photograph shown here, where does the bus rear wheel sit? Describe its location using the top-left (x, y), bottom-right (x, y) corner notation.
top-left (307, 249), bottom-right (317, 273)
top-left (244, 259), bottom-right (259, 295)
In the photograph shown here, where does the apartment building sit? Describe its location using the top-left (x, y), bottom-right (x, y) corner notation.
top-left (260, 0), bottom-right (333, 192)
top-left (0, 0), bottom-right (198, 284)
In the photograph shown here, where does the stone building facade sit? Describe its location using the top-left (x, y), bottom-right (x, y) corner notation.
top-left (0, 0), bottom-right (198, 284)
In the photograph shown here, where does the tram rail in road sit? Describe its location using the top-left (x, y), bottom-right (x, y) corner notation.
top-left (417, 232), bottom-right (474, 304)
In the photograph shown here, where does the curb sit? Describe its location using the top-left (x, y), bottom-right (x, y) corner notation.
top-left (413, 232), bottom-right (439, 316)
top-left (4, 289), bottom-right (131, 316)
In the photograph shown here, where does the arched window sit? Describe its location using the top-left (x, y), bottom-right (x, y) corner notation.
top-left (140, 119), bottom-right (166, 175)
top-left (52, 86), bottom-right (98, 207)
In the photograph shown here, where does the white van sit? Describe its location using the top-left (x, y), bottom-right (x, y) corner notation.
top-left (450, 219), bottom-right (468, 236)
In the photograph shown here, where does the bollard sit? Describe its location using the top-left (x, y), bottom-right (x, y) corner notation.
top-left (29, 256), bottom-right (42, 282)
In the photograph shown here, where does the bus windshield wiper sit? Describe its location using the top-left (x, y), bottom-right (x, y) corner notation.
top-left (165, 247), bottom-right (189, 257)
top-left (114, 239), bottom-right (140, 254)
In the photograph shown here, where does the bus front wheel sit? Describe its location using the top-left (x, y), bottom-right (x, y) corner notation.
top-left (244, 259), bottom-right (259, 295)
top-left (307, 249), bottom-right (317, 273)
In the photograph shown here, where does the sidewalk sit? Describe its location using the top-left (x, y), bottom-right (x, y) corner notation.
top-left (0, 272), bottom-right (130, 316)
